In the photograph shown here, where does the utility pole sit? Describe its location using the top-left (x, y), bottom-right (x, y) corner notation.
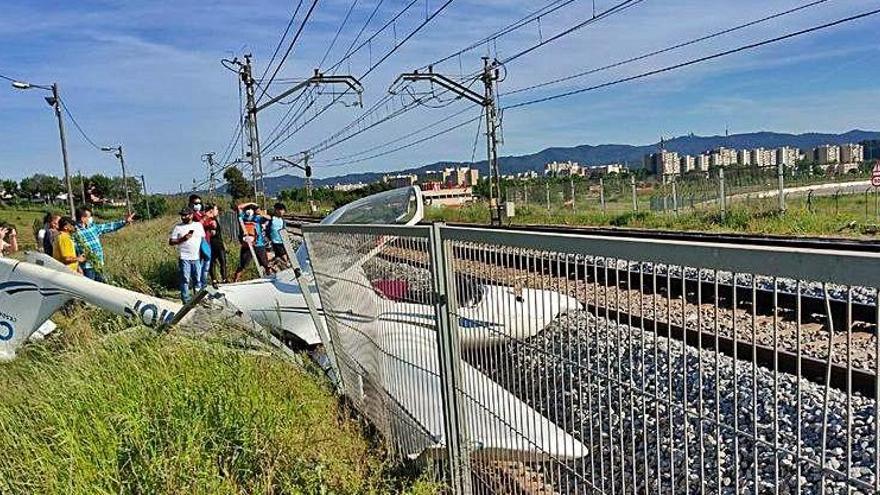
top-left (140, 175), bottom-right (151, 219)
top-left (51, 84), bottom-right (75, 217)
top-left (78, 170), bottom-right (87, 205)
top-left (202, 152), bottom-right (217, 200)
top-left (240, 54), bottom-right (263, 203)
top-left (393, 58), bottom-right (503, 225)
top-left (10, 80), bottom-right (74, 216)
top-left (102, 145), bottom-right (131, 215)
top-left (223, 55), bottom-right (362, 207)
top-left (272, 152), bottom-right (313, 207)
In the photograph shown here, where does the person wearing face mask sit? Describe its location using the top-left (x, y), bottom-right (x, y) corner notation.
top-left (188, 194), bottom-right (205, 221)
top-left (74, 206), bottom-right (135, 282)
top-left (232, 202), bottom-right (270, 282)
top-left (169, 207), bottom-right (206, 303)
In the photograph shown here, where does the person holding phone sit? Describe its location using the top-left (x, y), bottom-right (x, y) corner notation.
top-left (169, 206), bottom-right (206, 303)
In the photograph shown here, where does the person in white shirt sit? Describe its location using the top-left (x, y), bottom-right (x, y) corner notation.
top-left (168, 207), bottom-right (206, 303)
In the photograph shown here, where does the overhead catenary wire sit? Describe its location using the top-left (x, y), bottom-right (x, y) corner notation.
top-left (293, 0), bottom-right (633, 165)
top-left (503, 6), bottom-right (880, 111)
top-left (317, 0), bottom-right (360, 69)
top-left (260, 0), bottom-right (455, 157)
top-left (311, 113), bottom-right (482, 169)
top-left (314, 103), bottom-right (480, 163)
top-left (257, 0), bottom-right (320, 103)
top-left (500, 0), bottom-right (645, 65)
top-left (257, 0), bottom-right (306, 85)
top-left (426, 0), bottom-right (579, 70)
top-left (291, 3), bottom-right (875, 178)
top-left (502, 0), bottom-right (834, 96)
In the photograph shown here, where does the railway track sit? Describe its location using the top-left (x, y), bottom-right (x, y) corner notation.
top-left (291, 217), bottom-right (880, 393)
top-left (374, 243), bottom-right (878, 396)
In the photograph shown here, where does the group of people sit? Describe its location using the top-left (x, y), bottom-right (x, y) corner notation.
top-left (168, 195), bottom-right (289, 303)
top-left (37, 208), bottom-right (135, 281)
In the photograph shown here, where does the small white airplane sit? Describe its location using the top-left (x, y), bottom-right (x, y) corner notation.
top-left (0, 186), bottom-right (585, 462)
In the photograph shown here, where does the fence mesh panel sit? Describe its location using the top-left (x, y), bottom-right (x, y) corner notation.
top-left (304, 223), bottom-right (880, 494)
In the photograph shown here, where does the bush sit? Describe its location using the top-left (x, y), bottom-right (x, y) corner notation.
top-left (133, 195), bottom-right (168, 220)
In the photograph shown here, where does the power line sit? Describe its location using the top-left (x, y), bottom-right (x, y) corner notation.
top-left (257, 0), bottom-right (320, 103)
top-left (317, 0), bottom-right (360, 69)
top-left (257, 0), bottom-right (306, 85)
top-left (503, 7), bottom-right (880, 111)
top-left (502, 0), bottom-right (834, 96)
top-left (500, 0), bottom-right (645, 65)
top-left (261, 0), bottom-right (455, 156)
top-left (426, 0), bottom-right (578, 69)
top-left (315, 103), bottom-right (479, 162)
top-left (58, 98), bottom-right (102, 150)
top-left (312, 113), bottom-right (482, 169)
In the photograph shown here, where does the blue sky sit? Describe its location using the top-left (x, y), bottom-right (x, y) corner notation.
top-left (1, 0), bottom-right (878, 192)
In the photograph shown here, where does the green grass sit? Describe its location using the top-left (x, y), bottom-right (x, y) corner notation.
top-left (0, 328), bottom-right (434, 494)
top-left (427, 191), bottom-right (880, 239)
top-left (0, 211), bottom-right (439, 494)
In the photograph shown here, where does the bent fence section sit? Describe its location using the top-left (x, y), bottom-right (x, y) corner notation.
top-left (302, 223), bottom-right (880, 494)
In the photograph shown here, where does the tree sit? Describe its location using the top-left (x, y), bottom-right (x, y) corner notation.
top-left (88, 174), bottom-right (113, 199)
top-left (223, 167), bottom-right (253, 202)
top-left (0, 180), bottom-right (17, 197)
top-left (20, 174), bottom-right (62, 201)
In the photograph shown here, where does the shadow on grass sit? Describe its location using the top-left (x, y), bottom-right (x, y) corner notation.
top-left (144, 259), bottom-right (180, 292)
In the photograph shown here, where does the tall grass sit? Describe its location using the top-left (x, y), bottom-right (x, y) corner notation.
top-left (0, 329), bottom-right (432, 494)
top-left (0, 211), bottom-right (439, 494)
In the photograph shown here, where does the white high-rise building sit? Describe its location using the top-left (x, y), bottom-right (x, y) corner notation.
top-left (776, 147), bottom-right (800, 168)
top-left (839, 143), bottom-right (864, 164)
top-left (680, 155), bottom-right (696, 174)
top-left (817, 145), bottom-right (841, 164)
top-left (645, 150), bottom-right (679, 175)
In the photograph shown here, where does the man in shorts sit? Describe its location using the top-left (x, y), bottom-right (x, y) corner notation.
top-left (268, 202), bottom-right (290, 267)
top-left (232, 203), bottom-right (270, 281)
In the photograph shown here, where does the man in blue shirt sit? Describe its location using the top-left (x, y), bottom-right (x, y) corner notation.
top-left (74, 206), bottom-right (135, 282)
top-left (269, 202), bottom-right (289, 266)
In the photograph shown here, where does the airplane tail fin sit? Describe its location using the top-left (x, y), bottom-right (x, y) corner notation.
top-left (0, 255), bottom-right (73, 361)
top-left (0, 252), bottom-right (184, 361)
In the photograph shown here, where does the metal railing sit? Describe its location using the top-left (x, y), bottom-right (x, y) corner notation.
top-left (302, 223), bottom-right (880, 494)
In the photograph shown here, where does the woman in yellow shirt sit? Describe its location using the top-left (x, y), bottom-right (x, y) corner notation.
top-left (54, 217), bottom-right (85, 273)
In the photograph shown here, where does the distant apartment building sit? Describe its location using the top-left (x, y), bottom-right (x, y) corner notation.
top-left (585, 163), bottom-right (626, 176)
top-left (644, 150), bottom-right (679, 175)
top-left (801, 147), bottom-right (817, 162)
top-left (679, 155), bottom-right (696, 174)
top-left (544, 160), bottom-right (582, 177)
top-left (708, 147), bottom-right (737, 167)
top-left (332, 182), bottom-right (367, 192)
top-left (696, 154), bottom-right (710, 172)
top-left (446, 167), bottom-right (479, 187)
top-left (737, 149), bottom-right (752, 166)
top-left (839, 143), bottom-right (865, 164)
top-left (776, 146), bottom-right (800, 167)
top-left (750, 148), bottom-right (777, 167)
top-left (817, 145), bottom-right (840, 164)
top-left (383, 174), bottom-right (417, 188)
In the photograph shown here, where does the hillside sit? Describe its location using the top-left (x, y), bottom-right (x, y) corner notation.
top-left (260, 129), bottom-right (880, 194)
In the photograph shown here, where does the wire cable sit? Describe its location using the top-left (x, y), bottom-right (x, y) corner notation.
top-left (501, 0), bottom-right (645, 65)
top-left (503, 0), bottom-right (834, 96)
top-left (503, 7), bottom-right (880, 110)
top-left (318, 0), bottom-right (360, 69)
top-left (257, 0), bottom-right (320, 103)
top-left (261, 0), bottom-right (455, 156)
top-left (257, 0), bottom-right (305, 85)
top-left (58, 98), bottom-right (102, 150)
